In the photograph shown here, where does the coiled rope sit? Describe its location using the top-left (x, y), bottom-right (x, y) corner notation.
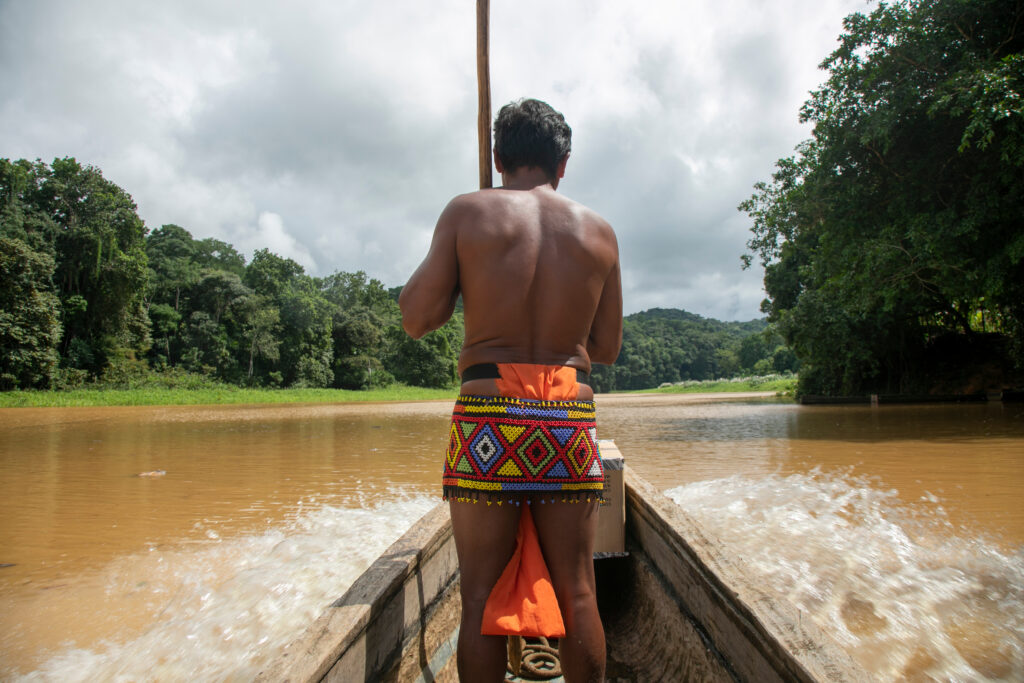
top-left (507, 636), bottom-right (562, 680)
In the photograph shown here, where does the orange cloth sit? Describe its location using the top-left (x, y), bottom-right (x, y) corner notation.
top-left (481, 505), bottom-right (566, 637)
top-left (480, 362), bottom-right (579, 638)
top-left (493, 362), bottom-right (580, 401)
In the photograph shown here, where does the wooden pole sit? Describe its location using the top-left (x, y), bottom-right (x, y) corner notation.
top-left (476, 0), bottom-right (492, 189)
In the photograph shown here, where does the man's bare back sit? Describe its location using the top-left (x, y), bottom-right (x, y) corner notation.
top-left (400, 98), bottom-right (620, 682)
top-left (399, 168), bottom-right (621, 386)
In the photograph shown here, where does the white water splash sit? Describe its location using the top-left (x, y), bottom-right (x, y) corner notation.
top-left (666, 471), bottom-right (1024, 681)
top-left (12, 493), bottom-right (437, 682)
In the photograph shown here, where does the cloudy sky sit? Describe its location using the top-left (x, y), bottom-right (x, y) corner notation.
top-left (1, 0), bottom-right (871, 321)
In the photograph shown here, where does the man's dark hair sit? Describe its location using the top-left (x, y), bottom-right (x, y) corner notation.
top-left (493, 98), bottom-right (572, 180)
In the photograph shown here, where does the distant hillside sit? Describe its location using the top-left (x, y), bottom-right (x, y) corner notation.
top-left (590, 308), bottom-right (793, 392)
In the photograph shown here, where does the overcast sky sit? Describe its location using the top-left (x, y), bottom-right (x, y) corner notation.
top-left (1, 0), bottom-right (871, 321)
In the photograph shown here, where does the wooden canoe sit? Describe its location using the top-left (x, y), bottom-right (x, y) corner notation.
top-left (256, 443), bottom-right (866, 682)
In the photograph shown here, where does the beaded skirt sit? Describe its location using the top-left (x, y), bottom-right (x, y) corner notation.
top-left (442, 394), bottom-right (605, 502)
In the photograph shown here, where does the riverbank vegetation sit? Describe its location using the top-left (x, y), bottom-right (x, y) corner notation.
top-left (0, 163), bottom-right (466, 394)
top-left (0, 373), bottom-right (797, 408)
top-left (589, 308), bottom-right (797, 392)
top-left (0, 383), bottom-right (458, 408)
top-left (646, 374), bottom-right (797, 396)
top-left (741, 0), bottom-right (1024, 397)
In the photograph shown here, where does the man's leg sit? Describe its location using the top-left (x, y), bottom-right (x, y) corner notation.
top-left (449, 499), bottom-right (521, 682)
top-left (531, 499), bottom-right (605, 683)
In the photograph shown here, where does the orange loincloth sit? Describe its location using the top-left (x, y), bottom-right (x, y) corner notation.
top-left (480, 363), bottom-right (578, 638)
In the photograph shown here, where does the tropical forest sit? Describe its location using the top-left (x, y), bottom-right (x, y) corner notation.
top-left (0, 158), bottom-right (785, 397)
top-left (2, 0), bottom-right (1022, 400)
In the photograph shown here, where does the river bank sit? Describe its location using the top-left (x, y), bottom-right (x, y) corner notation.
top-left (0, 376), bottom-right (795, 408)
top-left (0, 384), bottom-right (457, 408)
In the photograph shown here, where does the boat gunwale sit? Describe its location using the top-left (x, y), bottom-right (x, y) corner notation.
top-left (258, 448), bottom-right (866, 682)
top-left (622, 470), bottom-right (867, 683)
top-left (255, 502), bottom-right (457, 682)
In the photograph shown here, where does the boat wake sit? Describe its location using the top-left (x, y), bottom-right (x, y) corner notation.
top-left (8, 493), bottom-right (437, 682)
top-left (665, 470), bottom-right (1024, 681)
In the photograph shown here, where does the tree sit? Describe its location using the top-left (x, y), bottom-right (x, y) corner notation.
top-left (600, 309), bottom-right (770, 389)
top-left (332, 307), bottom-right (389, 389)
top-left (194, 237), bottom-right (246, 276)
top-left (148, 303), bottom-right (182, 366)
top-left (737, 334), bottom-right (770, 373)
top-left (243, 250), bottom-right (335, 387)
top-left (741, 0), bottom-right (1024, 395)
top-left (236, 297), bottom-right (280, 384)
top-left (0, 159), bottom-right (59, 256)
top-left (0, 237), bottom-right (62, 388)
top-left (322, 270), bottom-right (401, 389)
top-left (146, 224), bottom-right (199, 311)
top-left (321, 270), bottom-right (394, 313)
top-left (386, 314), bottom-right (461, 389)
top-left (244, 248), bottom-right (304, 300)
top-left (191, 271), bottom-right (251, 326)
top-left (38, 158), bottom-right (151, 372)
top-left (1, 158), bottom-right (153, 374)
top-left (181, 311), bottom-right (230, 375)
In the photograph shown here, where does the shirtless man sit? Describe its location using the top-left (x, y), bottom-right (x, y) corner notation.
top-left (400, 98), bottom-right (622, 682)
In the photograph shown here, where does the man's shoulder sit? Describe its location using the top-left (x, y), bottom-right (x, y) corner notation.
top-left (435, 191), bottom-right (493, 234)
top-left (559, 194), bottom-right (615, 240)
top-left (439, 189), bottom-right (504, 220)
top-left (441, 188), bottom-right (615, 242)
top-left (448, 188), bottom-right (505, 206)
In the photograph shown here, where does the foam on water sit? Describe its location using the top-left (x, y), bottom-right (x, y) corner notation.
top-left (665, 470), bottom-right (1024, 681)
top-left (10, 493), bottom-right (437, 682)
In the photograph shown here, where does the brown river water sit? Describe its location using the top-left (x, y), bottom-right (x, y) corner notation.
top-left (1, 394), bottom-right (1022, 680)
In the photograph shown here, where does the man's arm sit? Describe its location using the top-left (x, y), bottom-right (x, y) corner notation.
top-left (399, 199), bottom-right (462, 339)
top-left (586, 247), bottom-right (623, 365)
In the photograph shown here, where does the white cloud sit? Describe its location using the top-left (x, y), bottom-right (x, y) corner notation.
top-left (0, 0), bottom-right (871, 321)
top-left (240, 212), bottom-right (318, 273)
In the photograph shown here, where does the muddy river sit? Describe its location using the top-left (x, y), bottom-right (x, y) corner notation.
top-left (1, 394), bottom-right (1021, 680)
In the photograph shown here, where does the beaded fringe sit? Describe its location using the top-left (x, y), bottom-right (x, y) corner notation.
top-left (442, 485), bottom-right (607, 506)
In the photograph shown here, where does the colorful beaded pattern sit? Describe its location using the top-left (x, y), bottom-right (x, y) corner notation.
top-left (443, 395), bottom-right (604, 499)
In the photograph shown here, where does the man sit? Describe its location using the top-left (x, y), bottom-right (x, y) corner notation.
top-left (400, 98), bottom-right (622, 682)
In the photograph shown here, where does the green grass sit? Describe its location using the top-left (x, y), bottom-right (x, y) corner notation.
top-left (0, 384), bottom-right (458, 408)
top-left (637, 375), bottom-right (797, 395)
top-left (1, 373), bottom-right (798, 408)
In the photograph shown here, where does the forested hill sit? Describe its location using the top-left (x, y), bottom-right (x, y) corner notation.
top-left (589, 308), bottom-right (793, 392)
top-left (0, 157), bottom-right (788, 393)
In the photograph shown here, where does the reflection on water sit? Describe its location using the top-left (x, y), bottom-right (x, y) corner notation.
top-left (1, 395), bottom-right (1022, 680)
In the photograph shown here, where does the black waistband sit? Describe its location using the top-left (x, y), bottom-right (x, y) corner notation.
top-left (461, 362), bottom-right (590, 385)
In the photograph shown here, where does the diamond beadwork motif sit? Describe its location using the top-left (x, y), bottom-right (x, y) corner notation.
top-left (443, 395), bottom-right (604, 497)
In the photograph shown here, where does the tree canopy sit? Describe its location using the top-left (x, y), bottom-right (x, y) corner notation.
top-left (588, 308), bottom-right (789, 392)
top-left (741, 0), bottom-right (1023, 395)
top-left (2, 158), bottom-right (777, 392)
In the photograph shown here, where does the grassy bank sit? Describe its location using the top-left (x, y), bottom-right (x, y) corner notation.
top-left (0, 384), bottom-right (458, 408)
top-left (1, 374), bottom-right (797, 408)
top-left (641, 375), bottom-right (797, 395)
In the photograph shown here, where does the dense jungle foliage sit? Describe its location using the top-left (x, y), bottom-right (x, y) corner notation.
top-left (589, 309), bottom-right (796, 392)
top-left (0, 158), bottom-right (780, 393)
top-left (0, 158), bottom-right (463, 391)
top-left (741, 0), bottom-right (1024, 396)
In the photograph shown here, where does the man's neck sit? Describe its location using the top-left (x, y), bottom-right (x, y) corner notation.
top-left (500, 166), bottom-right (558, 191)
